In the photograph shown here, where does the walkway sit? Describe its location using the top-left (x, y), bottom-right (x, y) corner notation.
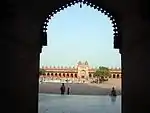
top-left (39, 94), bottom-right (121, 113)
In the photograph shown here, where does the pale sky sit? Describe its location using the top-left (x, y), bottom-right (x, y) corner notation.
top-left (40, 4), bottom-right (121, 68)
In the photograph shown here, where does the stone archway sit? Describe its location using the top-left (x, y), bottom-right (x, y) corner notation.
top-left (117, 74), bottom-right (120, 78)
top-left (3, 1), bottom-right (150, 113)
top-left (113, 74), bottom-right (116, 78)
top-left (39, 0), bottom-right (122, 111)
top-left (41, 0), bottom-right (121, 50)
top-left (89, 73), bottom-right (92, 78)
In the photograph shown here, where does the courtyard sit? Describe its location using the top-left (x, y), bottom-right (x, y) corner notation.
top-left (39, 93), bottom-right (121, 113)
top-left (39, 79), bottom-right (121, 95)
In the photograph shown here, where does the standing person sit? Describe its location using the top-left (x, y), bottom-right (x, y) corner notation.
top-left (67, 87), bottom-right (70, 95)
top-left (110, 87), bottom-right (117, 96)
top-left (60, 83), bottom-right (66, 95)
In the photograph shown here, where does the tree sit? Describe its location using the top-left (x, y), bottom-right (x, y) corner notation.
top-left (39, 68), bottom-right (46, 75)
top-left (93, 66), bottom-right (110, 83)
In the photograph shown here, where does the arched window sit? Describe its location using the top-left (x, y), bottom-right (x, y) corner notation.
top-left (89, 73), bottom-right (92, 78)
top-left (59, 73), bottom-right (61, 77)
top-left (71, 73), bottom-right (73, 78)
top-left (117, 74), bottom-right (119, 78)
top-left (75, 74), bottom-right (77, 78)
top-left (113, 74), bottom-right (116, 78)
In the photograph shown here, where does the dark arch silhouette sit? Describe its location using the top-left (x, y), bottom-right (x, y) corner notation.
top-left (75, 73), bottom-right (77, 78)
top-left (59, 73), bottom-right (61, 77)
top-left (117, 74), bottom-right (119, 78)
top-left (47, 72), bottom-right (50, 76)
top-left (89, 73), bottom-right (92, 78)
top-left (113, 74), bottom-right (116, 78)
top-left (41, 0), bottom-right (121, 49)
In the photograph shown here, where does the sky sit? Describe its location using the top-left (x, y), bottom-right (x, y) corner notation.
top-left (40, 4), bottom-right (121, 68)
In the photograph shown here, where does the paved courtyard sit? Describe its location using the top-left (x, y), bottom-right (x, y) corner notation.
top-left (39, 93), bottom-right (121, 113)
top-left (39, 79), bottom-right (121, 95)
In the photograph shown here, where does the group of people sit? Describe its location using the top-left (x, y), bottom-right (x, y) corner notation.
top-left (60, 83), bottom-right (70, 95)
top-left (60, 83), bottom-right (117, 96)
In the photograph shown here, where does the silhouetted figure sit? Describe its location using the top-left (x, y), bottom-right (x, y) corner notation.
top-left (67, 87), bottom-right (70, 95)
top-left (110, 87), bottom-right (117, 96)
top-left (60, 83), bottom-right (66, 95)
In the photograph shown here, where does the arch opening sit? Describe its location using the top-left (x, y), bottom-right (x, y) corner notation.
top-left (117, 74), bottom-right (120, 78)
top-left (113, 74), bottom-right (116, 78)
top-left (39, 2), bottom-right (121, 113)
top-left (41, 0), bottom-right (120, 50)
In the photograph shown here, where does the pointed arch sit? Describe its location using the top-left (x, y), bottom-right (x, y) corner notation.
top-left (41, 0), bottom-right (121, 50)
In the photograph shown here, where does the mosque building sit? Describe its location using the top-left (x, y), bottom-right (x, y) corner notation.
top-left (40, 61), bottom-right (121, 82)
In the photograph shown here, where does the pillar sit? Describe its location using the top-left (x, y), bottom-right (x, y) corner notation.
top-left (115, 74), bottom-right (117, 79)
top-left (121, 11), bottom-right (150, 113)
top-left (57, 73), bottom-right (60, 78)
top-left (111, 74), bottom-right (112, 78)
top-left (119, 74), bottom-right (121, 78)
top-left (1, 5), bottom-right (41, 113)
top-left (61, 73), bottom-right (63, 78)
top-left (53, 73), bottom-right (55, 78)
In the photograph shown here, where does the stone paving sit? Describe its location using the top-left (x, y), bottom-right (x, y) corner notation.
top-left (39, 93), bottom-right (121, 113)
top-left (39, 82), bottom-right (121, 95)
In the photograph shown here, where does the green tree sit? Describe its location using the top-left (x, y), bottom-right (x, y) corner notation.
top-left (93, 66), bottom-right (110, 83)
top-left (39, 68), bottom-right (46, 75)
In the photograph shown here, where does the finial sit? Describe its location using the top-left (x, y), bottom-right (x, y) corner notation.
top-left (79, 0), bottom-right (83, 8)
top-left (80, 3), bottom-right (82, 8)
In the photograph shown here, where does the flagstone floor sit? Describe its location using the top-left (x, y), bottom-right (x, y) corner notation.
top-left (39, 93), bottom-right (121, 113)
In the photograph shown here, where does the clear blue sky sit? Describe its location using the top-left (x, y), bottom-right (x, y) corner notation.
top-left (40, 4), bottom-right (121, 68)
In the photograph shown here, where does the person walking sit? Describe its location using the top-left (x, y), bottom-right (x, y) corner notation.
top-left (60, 83), bottom-right (66, 95)
top-left (67, 87), bottom-right (70, 95)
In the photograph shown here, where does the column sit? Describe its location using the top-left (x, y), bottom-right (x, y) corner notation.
top-left (53, 73), bottom-right (55, 78)
top-left (110, 74), bottom-right (112, 78)
top-left (0, 6), bottom-right (41, 113)
top-left (65, 73), bottom-right (67, 78)
top-left (57, 73), bottom-right (59, 79)
top-left (60, 73), bottom-right (63, 78)
top-left (119, 74), bottom-right (122, 78)
top-left (118, 74), bottom-right (121, 78)
top-left (49, 73), bottom-right (51, 79)
top-left (121, 12), bottom-right (150, 113)
top-left (115, 74), bottom-right (117, 79)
